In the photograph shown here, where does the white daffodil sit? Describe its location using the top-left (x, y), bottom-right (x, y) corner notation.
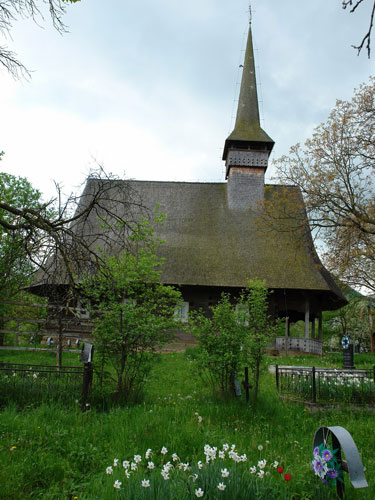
top-left (172, 453), bottom-right (179, 462)
top-left (145, 448), bottom-right (152, 459)
top-left (197, 461), bottom-right (203, 469)
top-left (257, 470), bottom-right (265, 479)
top-left (141, 479), bottom-right (150, 488)
top-left (106, 466), bottom-right (113, 475)
top-left (250, 466), bottom-right (257, 474)
top-left (221, 468), bottom-right (229, 478)
top-left (113, 480), bottom-right (122, 489)
top-left (217, 482), bottom-right (226, 491)
top-left (122, 460), bottom-right (130, 469)
top-left (161, 446), bottom-right (168, 455)
top-left (134, 454), bottom-right (142, 463)
top-left (273, 461), bottom-right (279, 468)
top-left (147, 461), bottom-right (155, 470)
top-left (131, 462), bottom-right (137, 471)
top-left (219, 451), bottom-right (225, 459)
top-left (195, 488), bottom-right (204, 497)
top-left (222, 443), bottom-right (229, 451)
top-left (257, 459), bottom-right (266, 469)
top-left (113, 458), bottom-right (119, 467)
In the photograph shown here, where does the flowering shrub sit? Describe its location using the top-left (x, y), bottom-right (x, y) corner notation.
top-left (103, 443), bottom-right (291, 499)
top-left (312, 444), bottom-right (343, 487)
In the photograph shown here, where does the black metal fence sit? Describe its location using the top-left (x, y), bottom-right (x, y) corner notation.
top-left (275, 365), bottom-right (375, 404)
top-left (0, 359), bottom-right (93, 410)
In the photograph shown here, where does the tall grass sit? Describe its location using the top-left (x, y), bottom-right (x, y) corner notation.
top-left (0, 352), bottom-right (374, 499)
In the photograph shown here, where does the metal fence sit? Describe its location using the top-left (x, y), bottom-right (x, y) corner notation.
top-left (275, 365), bottom-right (375, 404)
top-left (0, 360), bottom-right (93, 409)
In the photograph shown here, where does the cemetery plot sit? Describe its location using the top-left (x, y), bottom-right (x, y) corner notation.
top-left (276, 365), bottom-right (375, 404)
top-left (0, 361), bottom-right (84, 407)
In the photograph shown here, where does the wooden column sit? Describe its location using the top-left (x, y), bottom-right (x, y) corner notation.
top-left (318, 311), bottom-right (323, 341)
top-left (311, 318), bottom-right (316, 340)
top-left (285, 317), bottom-right (290, 337)
top-left (304, 297), bottom-right (310, 339)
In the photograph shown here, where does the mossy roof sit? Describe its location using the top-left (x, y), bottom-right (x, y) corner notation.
top-left (49, 179), bottom-right (343, 305)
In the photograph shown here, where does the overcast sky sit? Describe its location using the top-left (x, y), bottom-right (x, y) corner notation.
top-left (0, 0), bottom-right (373, 200)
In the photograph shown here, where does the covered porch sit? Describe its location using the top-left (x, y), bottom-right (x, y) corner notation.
top-left (271, 291), bottom-right (335, 356)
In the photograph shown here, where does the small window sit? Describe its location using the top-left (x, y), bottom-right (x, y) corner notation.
top-left (75, 300), bottom-right (90, 319)
top-left (174, 302), bottom-right (189, 323)
top-left (235, 303), bottom-right (249, 326)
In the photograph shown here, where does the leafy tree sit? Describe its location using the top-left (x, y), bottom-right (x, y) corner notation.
top-left (0, 0), bottom-right (80, 78)
top-left (189, 294), bottom-right (244, 395)
top-left (324, 288), bottom-right (375, 352)
top-left (266, 77), bottom-right (375, 295)
top-left (237, 281), bottom-right (278, 405)
top-left (79, 221), bottom-right (182, 402)
top-left (190, 281), bottom-right (277, 403)
top-left (0, 172), bottom-right (43, 344)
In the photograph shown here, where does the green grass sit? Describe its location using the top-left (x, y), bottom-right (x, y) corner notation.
top-left (0, 351), bottom-right (375, 499)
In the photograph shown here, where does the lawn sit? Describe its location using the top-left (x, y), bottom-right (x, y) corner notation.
top-left (0, 350), bottom-right (375, 499)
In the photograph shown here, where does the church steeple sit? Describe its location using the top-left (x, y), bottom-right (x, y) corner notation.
top-left (223, 23), bottom-right (274, 178)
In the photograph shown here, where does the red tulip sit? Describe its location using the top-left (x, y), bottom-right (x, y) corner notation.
top-left (284, 473), bottom-right (292, 482)
top-left (277, 466), bottom-right (284, 474)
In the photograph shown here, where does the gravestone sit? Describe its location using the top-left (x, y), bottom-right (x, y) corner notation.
top-left (341, 335), bottom-right (355, 369)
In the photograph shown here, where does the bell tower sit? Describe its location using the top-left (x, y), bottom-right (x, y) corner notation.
top-left (223, 22), bottom-right (274, 210)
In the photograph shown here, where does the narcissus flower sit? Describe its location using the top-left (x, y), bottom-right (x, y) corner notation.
top-left (113, 480), bottom-right (122, 489)
top-left (221, 468), bottom-right (229, 478)
top-left (141, 479), bottom-right (150, 488)
top-left (195, 488), bottom-right (204, 497)
top-left (217, 482), bottom-right (226, 491)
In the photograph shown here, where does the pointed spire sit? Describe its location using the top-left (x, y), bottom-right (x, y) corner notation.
top-left (222, 24), bottom-right (274, 162)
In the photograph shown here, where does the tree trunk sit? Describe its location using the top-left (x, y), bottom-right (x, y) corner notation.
top-left (253, 359), bottom-right (260, 406)
top-left (369, 306), bottom-right (374, 353)
top-left (0, 315), bottom-right (4, 346)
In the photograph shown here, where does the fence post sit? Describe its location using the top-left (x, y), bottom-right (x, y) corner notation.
top-left (56, 314), bottom-right (63, 369)
top-left (82, 362), bottom-right (93, 412)
top-left (81, 343), bottom-right (94, 412)
top-left (312, 366), bottom-right (316, 403)
top-left (275, 364), bottom-right (279, 392)
top-left (373, 365), bottom-right (375, 384)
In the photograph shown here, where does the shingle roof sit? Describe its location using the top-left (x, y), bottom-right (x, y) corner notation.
top-left (30, 178), bottom-right (346, 309)
top-left (72, 179), bottom-right (344, 296)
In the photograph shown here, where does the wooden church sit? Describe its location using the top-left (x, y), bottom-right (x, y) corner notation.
top-left (30, 24), bottom-right (347, 354)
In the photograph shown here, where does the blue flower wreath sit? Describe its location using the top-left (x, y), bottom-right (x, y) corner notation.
top-left (312, 443), bottom-right (344, 487)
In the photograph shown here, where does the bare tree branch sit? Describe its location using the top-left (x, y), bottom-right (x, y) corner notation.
top-left (342, 0), bottom-right (375, 57)
top-left (0, 0), bottom-right (70, 78)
